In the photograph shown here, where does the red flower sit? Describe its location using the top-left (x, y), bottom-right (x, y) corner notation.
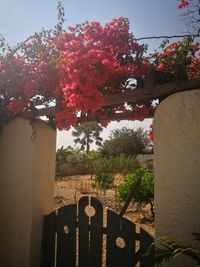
top-left (148, 131), bottom-right (153, 142)
top-left (148, 123), bottom-right (154, 142)
top-left (188, 57), bottom-right (200, 79)
top-left (156, 63), bottom-right (165, 71)
top-left (178, 0), bottom-right (189, 9)
top-left (0, 17), bottom-right (155, 130)
top-left (23, 80), bottom-right (38, 97)
top-left (7, 99), bottom-right (27, 115)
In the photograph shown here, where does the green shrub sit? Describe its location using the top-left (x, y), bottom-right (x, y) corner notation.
top-left (117, 169), bottom-right (154, 216)
top-left (113, 156), bottom-right (138, 174)
top-left (92, 173), bottom-right (115, 190)
top-left (92, 155), bottom-right (137, 175)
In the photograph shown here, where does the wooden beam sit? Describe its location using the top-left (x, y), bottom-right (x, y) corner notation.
top-left (150, 78), bottom-right (200, 98)
top-left (22, 79), bottom-right (200, 119)
top-left (144, 72), bottom-right (154, 95)
top-left (22, 106), bottom-right (56, 119)
top-left (55, 96), bottom-right (61, 112)
top-left (77, 112), bottom-right (153, 123)
top-left (103, 79), bottom-right (200, 106)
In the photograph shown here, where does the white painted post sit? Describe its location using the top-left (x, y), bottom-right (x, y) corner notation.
top-left (0, 118), bottom-right (56, 267)
top-left (154, 90), bottom-right (200, 267)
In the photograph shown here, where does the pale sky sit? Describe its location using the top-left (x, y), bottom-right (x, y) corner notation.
top-left (0, 0), bottom-right (187, 149)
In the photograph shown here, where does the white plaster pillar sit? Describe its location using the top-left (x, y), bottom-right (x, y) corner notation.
top-left (0, 118), bottom-right (56, 267)
top-left (154, 89), bottom-right (200, 267)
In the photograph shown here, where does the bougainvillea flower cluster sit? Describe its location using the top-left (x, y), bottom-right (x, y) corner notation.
top-left (0, 17), bottom-right (199, 131)
top-left (178, 0), bottom-right (190, 9)
top-left (154, 37), bottom-right (200, 81)
top-left (56, 17), bottom-right (152, 129)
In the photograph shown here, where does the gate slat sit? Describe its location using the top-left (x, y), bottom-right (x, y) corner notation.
top-left (106, 210), bottom-right (136, 267)
top-left (140, 228), bottom-right (154, 267)
top-left (40, 211), bottom-right (56, 267)
top-left (57, 204), bottom-right (77, 267)
top-left (78, 196), bottom-right (90, 267)
top-left (89, 197), bottom-right (103, 267)
top-left (41, 196), bottom-right (155, 267)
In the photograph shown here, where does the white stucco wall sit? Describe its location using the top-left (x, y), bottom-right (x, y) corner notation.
top-left (154, 89), bottom-right (200, 267)
top-left (0, 118), bottom-right (56, 267)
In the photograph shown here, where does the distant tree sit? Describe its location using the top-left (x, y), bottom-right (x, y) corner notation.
top-left (56, 146), bottom-right (74, 165)
top-left (56, 146), bottom-right (84, 178)
top-left (81, 150), bottom-right (99, 178)
top-left (66, 147), bottom-right (83, 166)
top-left (72, 123), bottom-right (103, 153)
top-left (56, 146), bottom-right (74, 177)
top-left (100, 127), bottom-right (151, 158)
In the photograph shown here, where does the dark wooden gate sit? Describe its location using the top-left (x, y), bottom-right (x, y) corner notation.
top-left (41, 196), bottom-right (154, 267)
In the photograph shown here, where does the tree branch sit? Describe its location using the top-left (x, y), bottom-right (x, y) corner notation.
top-left (136, 34), bottom-right (200, 41)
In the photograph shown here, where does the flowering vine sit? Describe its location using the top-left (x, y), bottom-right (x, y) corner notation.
top-left (0, 7), bottom-right (199, 131)
top-left (154, 36), bottom-right (200, 81)
top-left (56, 17), bottom-right (152, 129)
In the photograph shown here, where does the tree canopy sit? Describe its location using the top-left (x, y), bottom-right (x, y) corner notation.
top-left (100, 127), bottom-right (151, 158)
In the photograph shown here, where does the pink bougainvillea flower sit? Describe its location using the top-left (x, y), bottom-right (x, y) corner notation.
top-left (7, 98), bottom-right (28, 115)
top-left (156, 63), bottom-right (165, 71)
top-left (148, 123), bottom-right (154, 142)
top-left (178, 0), bottom-right (189, 9)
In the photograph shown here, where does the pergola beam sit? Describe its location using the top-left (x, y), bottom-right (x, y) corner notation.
top-left (103, 79), bottom-right (200, 106)
top-left (22, 79), bottom-right (200, 121)
top-left (77, 112), bottom-right (153, 123)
